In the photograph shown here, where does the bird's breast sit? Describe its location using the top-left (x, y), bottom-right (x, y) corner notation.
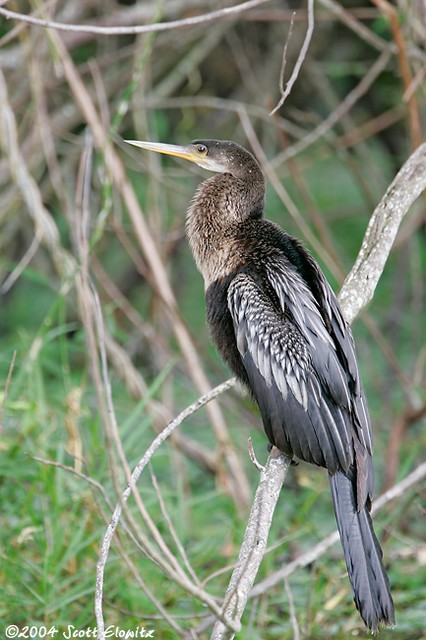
top-left (186, 217), bottom-right (247, 290)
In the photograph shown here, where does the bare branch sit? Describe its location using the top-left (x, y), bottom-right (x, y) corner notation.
top-left (247, 437), bottom-right (265, 472)
top-left (149, 465), bottom-right (201, 585)
top-left (285, 579), bottom-right (301, 640)
top-left (30, 456), bottom-right (116, 512)
top-left (210, 449), bottom-right (291, 639)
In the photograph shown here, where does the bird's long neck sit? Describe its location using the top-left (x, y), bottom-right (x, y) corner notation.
top-left (186, 170), bottom-right (265, 288)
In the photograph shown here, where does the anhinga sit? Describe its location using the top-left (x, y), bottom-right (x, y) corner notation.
top-left (125, 138), bottom-right (395, 631)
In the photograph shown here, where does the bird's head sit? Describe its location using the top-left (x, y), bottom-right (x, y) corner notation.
top-left (124, 139), bottom-right (262, 181)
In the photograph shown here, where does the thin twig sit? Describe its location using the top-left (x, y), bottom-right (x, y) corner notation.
top-left (247, 437), bottom-right (265, 472)
top-left (113, 534), bottom-right (186, 635)
top-left (149, 464), bottom-right (201, 585)
top-left (285, 578), bottom-right (301, 640)
top-left (30, 456), bottom-right (116, 511)
top-left (270, 11), bottom-right (296, 110)
top-left (269, 0), bottom-right (315, 116)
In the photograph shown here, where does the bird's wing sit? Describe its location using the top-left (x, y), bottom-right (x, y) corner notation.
top-left (266, 254), bottom-right (372, 449)
top-left (227, 270), bottom-right (355, 473)
top-left (269, 250), bottom-right (374, 508)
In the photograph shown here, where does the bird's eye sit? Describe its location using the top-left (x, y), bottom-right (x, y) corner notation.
top-left (196, 144), bottom-right (207, 155)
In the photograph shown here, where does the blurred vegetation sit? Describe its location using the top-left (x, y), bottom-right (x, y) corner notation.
top-left (0, 0), bottom-right (425, 638)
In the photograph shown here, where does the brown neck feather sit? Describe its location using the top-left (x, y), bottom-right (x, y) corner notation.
top-left (186, 169), bottom-right (265, 288)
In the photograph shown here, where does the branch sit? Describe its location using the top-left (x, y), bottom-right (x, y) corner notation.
top-left (339, 142), bottom-right (426, 323)
top-left (210, 449), bottom-right (291, 639)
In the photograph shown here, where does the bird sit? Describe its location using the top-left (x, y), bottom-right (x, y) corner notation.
top-left (125, 137), bottom-right (395, 631)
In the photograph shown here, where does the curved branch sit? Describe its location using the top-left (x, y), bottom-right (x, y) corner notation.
top-left (95, 378), bottom-right (238, 639)
top-left (0, 0), bottom-right (272, 36)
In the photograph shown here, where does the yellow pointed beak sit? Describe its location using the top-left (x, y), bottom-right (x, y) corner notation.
top-left (124, 140), bottom-right (199, 163)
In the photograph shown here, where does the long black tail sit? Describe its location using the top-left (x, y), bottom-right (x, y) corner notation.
top-left (329, 470), bottom-right (395, 631)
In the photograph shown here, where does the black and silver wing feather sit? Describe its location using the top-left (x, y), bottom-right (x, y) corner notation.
top-left (227, 269), bottom-right (355, 475)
